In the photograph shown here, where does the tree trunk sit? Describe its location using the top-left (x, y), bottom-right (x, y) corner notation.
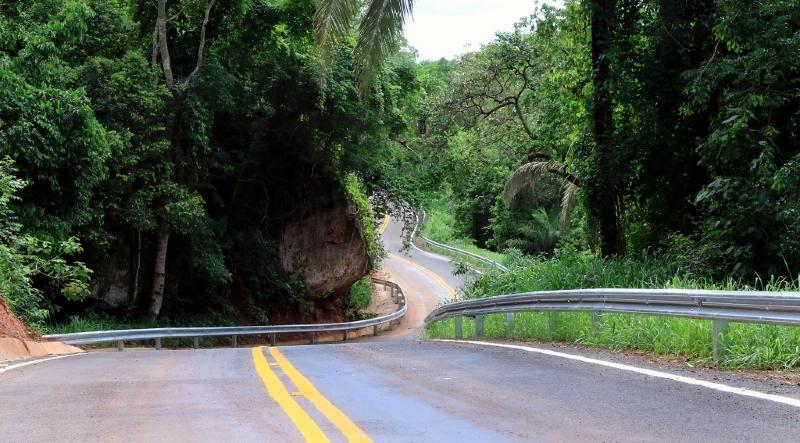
top-left (132, 229), bottom-right (141, 305)
top-left (589, 0), bottom-right (625, 257)
top-left (148, 218), bottom-right (170, 319)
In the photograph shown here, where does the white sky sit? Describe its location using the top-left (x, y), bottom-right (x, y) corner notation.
top-left (404, 0), bottom-right (563, 61)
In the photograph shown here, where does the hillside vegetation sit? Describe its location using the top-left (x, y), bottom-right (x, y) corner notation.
top-left (2, 0), bottom-right (800, 346)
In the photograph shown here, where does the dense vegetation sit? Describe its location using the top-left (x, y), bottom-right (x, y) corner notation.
top-left (0, 0), bottom-right (418, 328)
top-left (2, 0), bottom-right (799, 346)
top-left (404, 1), bottom-right (800, 284)
top-left (403, 0), bottom-right (800, 368)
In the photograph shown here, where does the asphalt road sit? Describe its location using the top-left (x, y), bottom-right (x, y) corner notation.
top-left (380, 217), bottom-right (469, 297)
top-left (2, 341), bottom-right (800, 442)
top-left (3, 217), bottom-right (800, 441)
top-left (369, 217), bottom-right (468, 340)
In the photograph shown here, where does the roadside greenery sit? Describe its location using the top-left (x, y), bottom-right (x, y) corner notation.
top-left (419, 196), bottom-right (506, 269)
top-left (343, 173), bottom-right (384, 268)
top-left (427, 312), bottom-right (800, 370)
top-left (0, 159), bottom-right (91, 326)
top-left (342, 277), bottom-right (374, 321)
top-left (3, 0), bottom-right (800, 365)
top-left (427, 251), bottom-right (800, 369)
top-left (0, 0), bottom-right (415, 326)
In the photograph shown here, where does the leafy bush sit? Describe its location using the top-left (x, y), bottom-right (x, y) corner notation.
top-left (0, 158), bottom-right (91, 326)
top-left (342, 277), bottom-right (373, 320)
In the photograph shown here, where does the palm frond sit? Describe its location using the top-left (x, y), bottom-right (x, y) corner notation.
top-left (354, 0), bottom-right (414, 92)
top-left (314, 0), bottom-right (360, 69)
top-left (560, 181), bottom-right (578, 233)
top-left (502, 161), bottom-right (555, 206)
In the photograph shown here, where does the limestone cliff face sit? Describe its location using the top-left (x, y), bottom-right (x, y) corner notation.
top-left (278, 204), bottom-right (369, 300)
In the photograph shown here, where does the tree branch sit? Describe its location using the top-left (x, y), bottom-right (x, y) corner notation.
top-left (187, 0), bottom-right (217, 83)
top-left (151, 20), bottom-right (159, 70)
top-left (513, 99), bottom-right (536, 141)
top-left (156, 0), bottom-right (175, 88)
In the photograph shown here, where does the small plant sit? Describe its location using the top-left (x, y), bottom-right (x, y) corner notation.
top-left (342, 277), bottom-right (373, 320)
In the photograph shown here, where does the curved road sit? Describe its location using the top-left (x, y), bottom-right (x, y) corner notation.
top-left (373, 217), bottom-right (467, 339)
top-left (2, 217), bottom-right (800, 441)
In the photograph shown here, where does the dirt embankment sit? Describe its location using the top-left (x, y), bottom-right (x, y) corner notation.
top-left (0, 297), bottom-right (35, 340)
top-left (0, 297), bottom-right (81, 362)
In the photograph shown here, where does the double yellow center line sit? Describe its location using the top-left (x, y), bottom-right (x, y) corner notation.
top-left (389, 252), bottom-right (458, 301)
top-left (251, 346), bottom-right (372, 442)
top-left (378, 214), bottom-right (391, 236)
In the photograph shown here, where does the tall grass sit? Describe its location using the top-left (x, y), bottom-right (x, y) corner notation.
top-left (427, 249), bottom-right (800, 370)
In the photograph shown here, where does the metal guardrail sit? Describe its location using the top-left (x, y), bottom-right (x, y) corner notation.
top-left (45, 278), bottom-right (406, 350)
top-left (414, 211), bottom-right (509, 273)
top-left (424, 288), bottom-right (800, 363)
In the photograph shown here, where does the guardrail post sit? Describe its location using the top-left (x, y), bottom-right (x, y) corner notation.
top-left (193, 337), bottom-right (200, 349)
top-left (270, 333), bottom-right (277, 347)
top-left (454, 316), bottom-right (463, 339)
top-left (591, 311), bottom-right (601, 337)
top-left (505, 312), bottom-right (515, 334)
top-left (309, 332), bottom-right (315, 344)
top-left (231, 335), bottom-right (238, 348)
top-left (712, 320), bottom-right (729, 365)
top-left (343, 330), bottom-right (348, 341)
top-left (155, 337), bottom-right (162, 350)
top-left (475, 314), bottom-right (484, 338)
top-left (373, 325), bottom-right (379, 336)
top-left (117, 340), bottom-right (124, 352)
top-left (548, 312), bottom-right (557, 339)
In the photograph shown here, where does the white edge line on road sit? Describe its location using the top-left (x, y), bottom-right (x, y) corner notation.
top-left (0, 353), bottom-right (85, 376)
top-left (435, 339), bottom-right (800, 409)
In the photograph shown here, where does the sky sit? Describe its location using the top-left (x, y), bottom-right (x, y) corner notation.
top-left (404, 0), bottom-right (563, 61)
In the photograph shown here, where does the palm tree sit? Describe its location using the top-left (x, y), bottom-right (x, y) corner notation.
top-left (316, 0), bottom-right (605, 245)
top-left (315, 0), bottom-right (414, 88)
top-left (502, 159), bottom-right (580, 234)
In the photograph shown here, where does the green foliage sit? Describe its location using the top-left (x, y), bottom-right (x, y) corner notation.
top-left (342, 277), bottom-right (373, 320)
top-left (419, 196), bottom-right (507, 270)
top-left (342, 172), bottom-right (383, 268)
top-left (0, 0), bottom-right (418, 328)
top-left (429, 251), bottom-right (800, 369)
top-left (0, 158), bottom-right (91, 325)
top-left (682, 0), bottom-right (800, 278)
top-left (427, 311), bottom-right (800, 370)
top-left (466, 249), bottom-right (677, 299)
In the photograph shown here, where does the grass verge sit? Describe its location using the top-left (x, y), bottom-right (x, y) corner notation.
top-left (426, 250), bottom-right (800, 370)
top-left (419, 201), bottom-right (506, 271)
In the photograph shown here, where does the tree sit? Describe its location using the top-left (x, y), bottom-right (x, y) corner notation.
top-left (315, 0), bottom-right (413, 89)
top-left (584, 0), bottom-right (626, 257)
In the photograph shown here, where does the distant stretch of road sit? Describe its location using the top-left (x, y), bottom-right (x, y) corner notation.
top-left (2, 217), bottom-right (800, 442)
top-left (373, 217), bottom-right (466, 339)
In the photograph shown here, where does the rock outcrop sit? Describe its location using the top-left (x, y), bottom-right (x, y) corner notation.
top-left (278, 204), bottom-right (369, 301)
